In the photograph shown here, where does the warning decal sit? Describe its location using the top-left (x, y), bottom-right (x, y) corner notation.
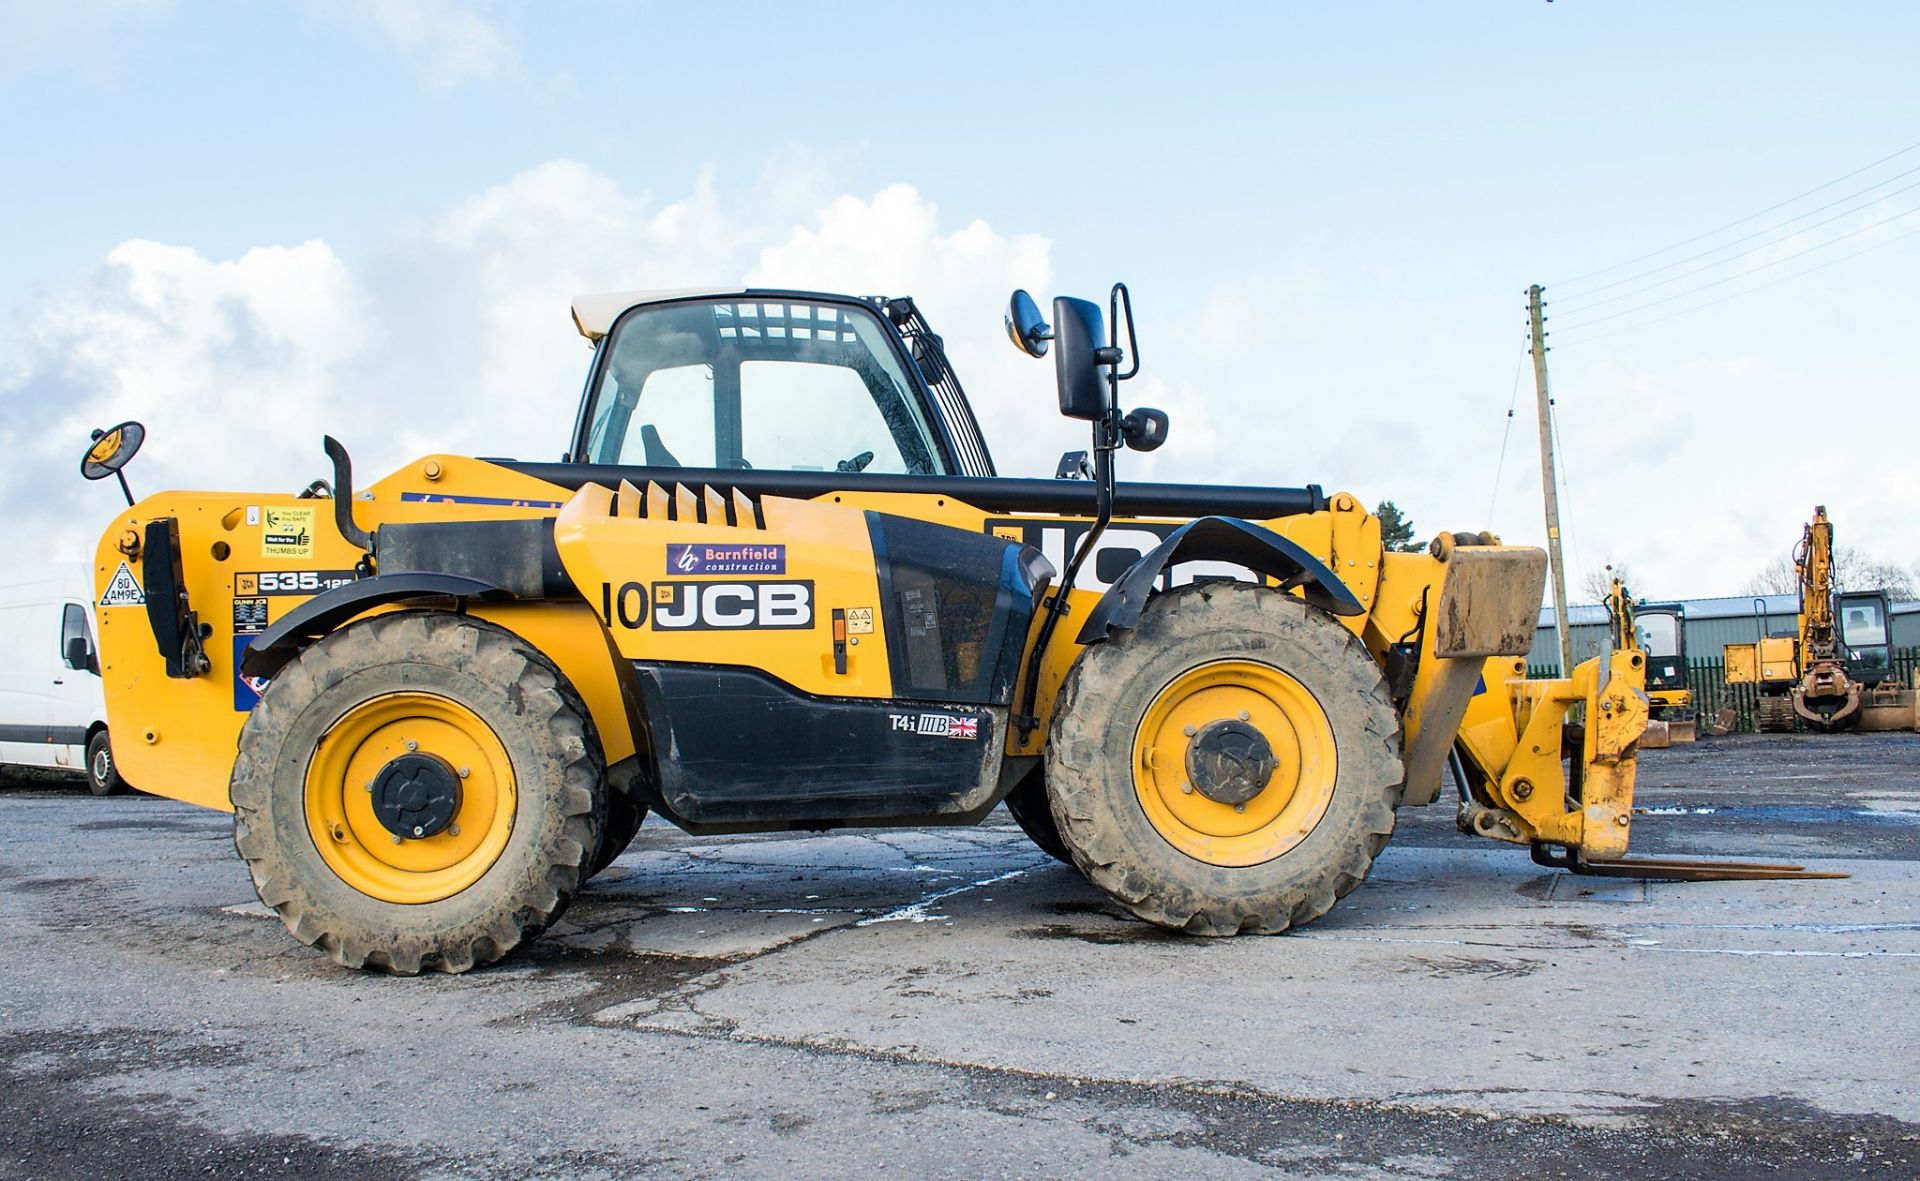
top-left (99, 561), bottom-right (144, 607)
top-left (262, 506), bottom-right (317, 558)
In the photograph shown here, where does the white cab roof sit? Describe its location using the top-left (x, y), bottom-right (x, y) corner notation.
top-left (570, 288), bottom-right (747, 342)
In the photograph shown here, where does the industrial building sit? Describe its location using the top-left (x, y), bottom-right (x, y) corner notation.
top-left (1526, 594), bottom-right (1920, 674)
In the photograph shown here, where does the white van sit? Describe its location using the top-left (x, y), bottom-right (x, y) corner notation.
top-left (0, 567), bottom-right (125, 795)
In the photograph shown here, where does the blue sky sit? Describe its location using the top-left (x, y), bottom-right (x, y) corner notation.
top-left (3, 1), bottom-right (1916, 598)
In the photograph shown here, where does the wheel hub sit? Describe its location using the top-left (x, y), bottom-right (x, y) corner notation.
top-left (1185, 718), bottom-right (1277, 805)
top-left (370, 752), bottom-right (462, 840)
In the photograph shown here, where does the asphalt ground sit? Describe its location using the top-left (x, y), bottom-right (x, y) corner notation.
top-left (0, 731), bottom-right (1915, 1179)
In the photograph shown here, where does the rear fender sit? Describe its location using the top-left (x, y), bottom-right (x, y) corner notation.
top-left (239, 573), bottom-right (512, 679)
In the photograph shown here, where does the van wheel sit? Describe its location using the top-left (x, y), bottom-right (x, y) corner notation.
top-left (86, 731), bottom-right (126, 796)
top-left (230, 611), bottom-right (605, 974)
top-left (1045, 583), bottom-right (1402, 936)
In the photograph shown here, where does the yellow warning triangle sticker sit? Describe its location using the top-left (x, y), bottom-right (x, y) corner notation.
top-left (99, 561), bottom-right (145, 607)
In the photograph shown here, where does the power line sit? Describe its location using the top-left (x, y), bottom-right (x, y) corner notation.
top-left (1554, 164), bottom-right (1920, 309)
top-left (1549, 137), bottom-right (1920, 289)
top-left (1485, 349), bottom-right (1527, 525)
top-left (1555, 201), bottom-right (1920, 332)
top-left (1554, 174), bottom-right (1920, 315)
top-left (1564, 221), bottom-right (1920, 345)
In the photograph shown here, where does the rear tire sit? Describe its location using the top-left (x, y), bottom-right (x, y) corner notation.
top-left (1046, 583), bottom-right (1402, 936)
top-left (86, 730), bottom-right (126, 797)
top-left (231, 611), bottom-right (605, 974)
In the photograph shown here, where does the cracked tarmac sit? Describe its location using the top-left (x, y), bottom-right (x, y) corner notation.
top-left (1, 731), bottom-right (1916, 1178)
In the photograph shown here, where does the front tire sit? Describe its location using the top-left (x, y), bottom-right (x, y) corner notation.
top-left (231, 611), bottom-right (605, 974)
top-left (1046, 583), bottom-right (1402, 936)
top-left (86, 730), bottom-right (126, 796)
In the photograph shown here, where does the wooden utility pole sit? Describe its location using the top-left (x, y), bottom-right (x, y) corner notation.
top-left (1527, 284), bottom-right (1576, 677)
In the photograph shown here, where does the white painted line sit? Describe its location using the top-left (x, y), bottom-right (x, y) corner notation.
top-left (855, 869), bottom-right (1029, 926)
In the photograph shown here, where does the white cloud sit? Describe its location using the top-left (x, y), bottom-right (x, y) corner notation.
top-left (0, 238), bottom-right (370, 563)
top-left (0, 0), bottom-right (169, 82)
top-left (6, 159), bottom-right (1913, 604)
top-left (0, 161), bottom-right (1071, 565)
top-left (339, 0), bottom-right (519, 91)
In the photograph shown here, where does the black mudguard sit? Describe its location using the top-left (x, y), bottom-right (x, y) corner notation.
top-left (238, 573), bottom-right (512, 679)
top-left (1076, 515), bottom-right (1364, 644)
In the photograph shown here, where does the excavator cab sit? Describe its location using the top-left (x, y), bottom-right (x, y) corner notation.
top-left (1837, 590), bottom-right (1894, 685)
top-left (1634, 600), bottom-right (1696, 742)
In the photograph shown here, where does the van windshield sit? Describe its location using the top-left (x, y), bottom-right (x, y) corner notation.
top-left (580, 298), bottom-right (946, 476)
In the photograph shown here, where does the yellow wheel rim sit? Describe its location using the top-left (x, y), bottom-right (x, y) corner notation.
top-left (304, 692), bottom-right (516, 904)
top-left (1132, 659), bottom-right (1337, 867)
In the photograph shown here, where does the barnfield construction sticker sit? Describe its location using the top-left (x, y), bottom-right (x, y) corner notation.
top-left (262, 506), bottom-right (316, 558)
top-left (98, 561), bottom-right (144, 607)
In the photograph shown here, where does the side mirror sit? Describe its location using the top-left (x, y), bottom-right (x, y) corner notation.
top-left (1052, 297), bottom-right (1113, 421)
top-left (1120, 407), bottom-right (1170, 452)
top-left (1004, 290), bottom-right (1050, 357)
top-left (64, 636), bottom-right (91, 672)
top-left (81, 420), bottom-right (145, 506)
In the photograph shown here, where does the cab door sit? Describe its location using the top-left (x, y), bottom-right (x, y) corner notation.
top-left (47, 602), bottom-right (103, 768)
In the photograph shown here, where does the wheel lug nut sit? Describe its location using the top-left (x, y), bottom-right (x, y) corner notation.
top-left (1179, 782), bottom-right (1193, 794)
top-left (405, 740), bottom-right (419, 752)
top-left (411, 825), bottom-right (425, 838)
top-left (449, 823), bottom-right (461, 837)
top-left (391, 834), bottom-right (404, 845)
top-left (1182, 725), bottom-right (1196, 737)
top-left (458, 767), bottom-right (470, 779)
top-left (1238, 711), bottom-right (1251, 721)
top-left (1234, 803), bottom-right (1246, 813)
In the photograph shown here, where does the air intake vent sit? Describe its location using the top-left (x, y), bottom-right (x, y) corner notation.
top-left (610, 479), bottom-right (764, 529)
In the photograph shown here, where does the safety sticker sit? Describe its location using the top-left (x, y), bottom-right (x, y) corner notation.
top-left (233, 597), bottom-right (269, 635)
top-left (98, 562), bottom-right (145, 607)
top-left (888, 712), bottom-right (980, 741)
top-left (262, 505), bottom-right (317, 558)
top-left (232, 635), bottom-right (270, 712)
top-left (845, 607), bottom-right (875, 635)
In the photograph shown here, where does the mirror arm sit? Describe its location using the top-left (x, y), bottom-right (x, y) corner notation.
top-left (1109, 283), bottom-right (1140, 381)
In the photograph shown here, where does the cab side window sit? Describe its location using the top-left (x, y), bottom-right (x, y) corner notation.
top-left (60, 603), bottom-right (95, 672)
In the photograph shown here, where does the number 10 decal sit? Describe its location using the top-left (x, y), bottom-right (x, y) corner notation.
top-left (601, 580), bottom-right (814, 631)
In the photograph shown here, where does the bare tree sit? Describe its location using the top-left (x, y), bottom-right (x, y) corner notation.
top-left (1744, 545), bottom-right (1918, 601)
top-left (1579, 560), bottom-right (1642, 605)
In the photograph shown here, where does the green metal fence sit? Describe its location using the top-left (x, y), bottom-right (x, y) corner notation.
top-left (1525, 646), bottom-right (1919, 734)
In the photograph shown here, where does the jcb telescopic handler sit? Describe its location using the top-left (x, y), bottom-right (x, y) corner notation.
top-left (83, 285), bottom-right (1835, 973)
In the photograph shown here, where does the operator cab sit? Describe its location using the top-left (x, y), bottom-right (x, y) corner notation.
top-left (568, 291), bottom-right (994, 479)
top-left (1633, 602), bottom-right (1687, 693)
top-left (1836, 590), bottom-right (1893, 684)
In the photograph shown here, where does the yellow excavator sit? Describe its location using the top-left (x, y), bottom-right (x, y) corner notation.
top-left (1605, 577), bottom-right (1696, 745)
top-left (79, 283), bottom-right (1838, 973)
top-left (1726, 506), bottom-right (1887, 732)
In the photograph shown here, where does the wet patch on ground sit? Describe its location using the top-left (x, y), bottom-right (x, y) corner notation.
top-left (0, 1029), bottom-right (433, 1181)
top-left (502, 942), bottom-right (730, 1024)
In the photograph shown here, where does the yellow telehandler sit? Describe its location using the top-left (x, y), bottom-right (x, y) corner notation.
top-left (81, 284), bottom-right (1831, 973)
